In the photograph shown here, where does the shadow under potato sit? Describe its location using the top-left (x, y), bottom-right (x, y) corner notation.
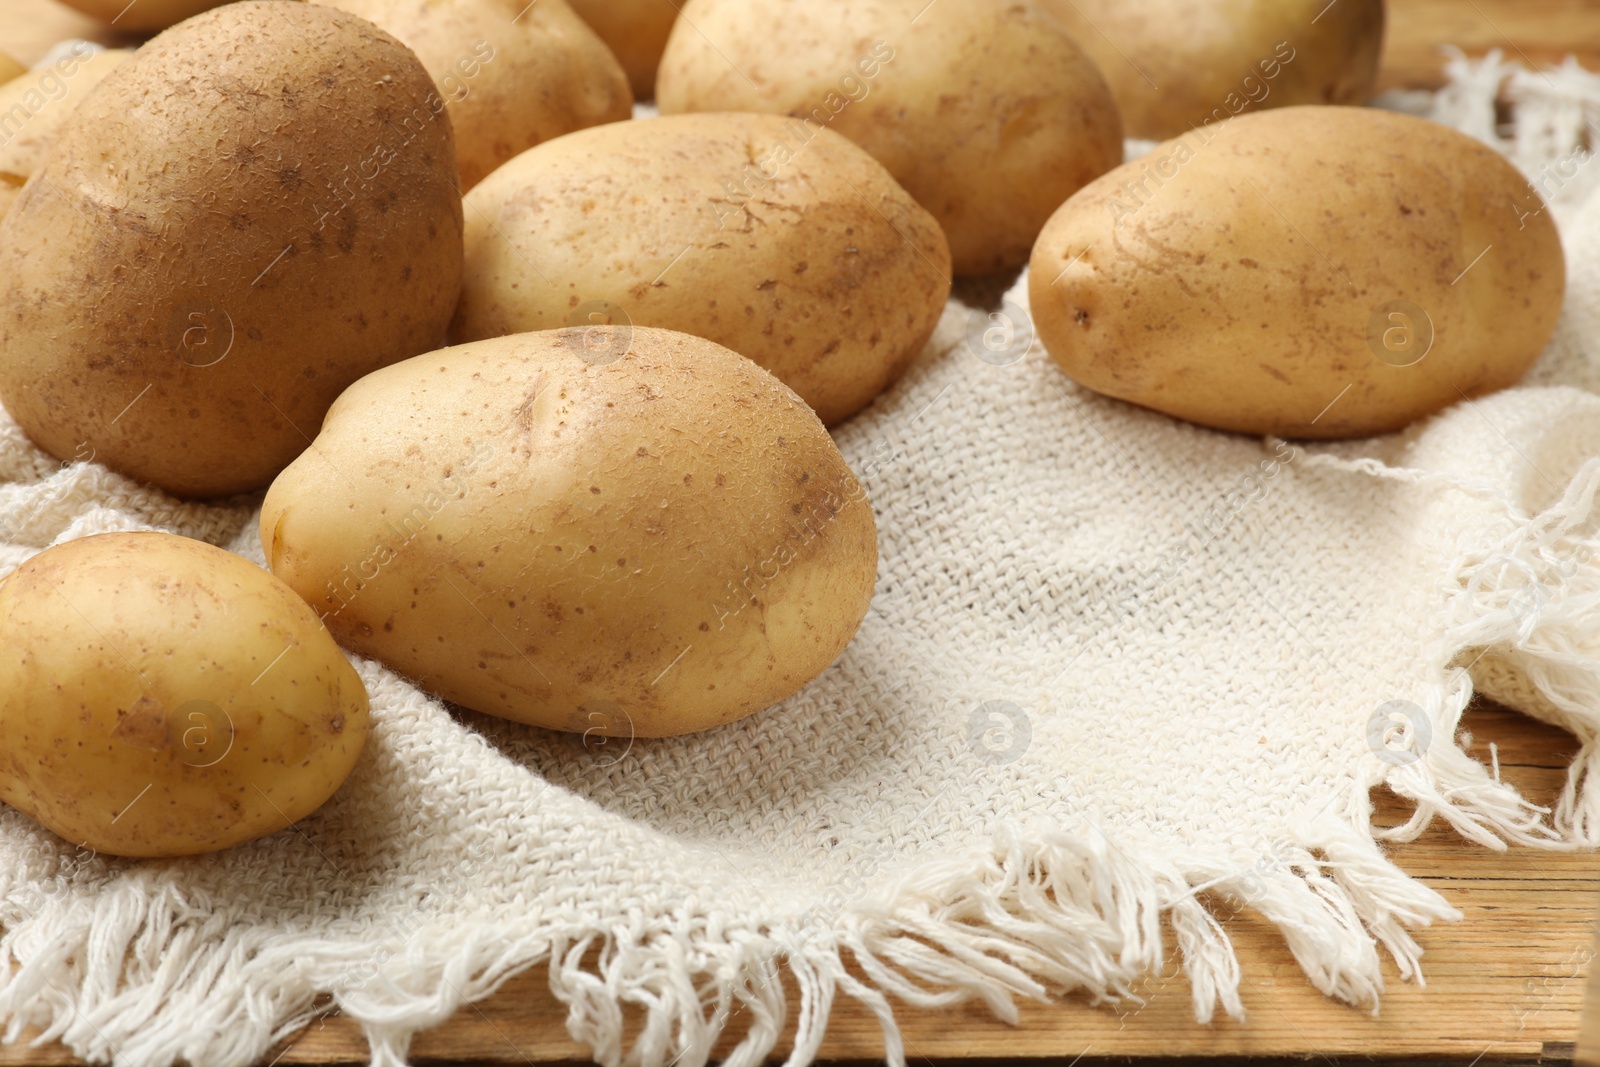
top-left (953, 266), bottom-right (1026, 314)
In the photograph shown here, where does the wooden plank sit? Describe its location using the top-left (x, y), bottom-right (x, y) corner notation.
top-left (1378, 0), bottom-right (1600, 91)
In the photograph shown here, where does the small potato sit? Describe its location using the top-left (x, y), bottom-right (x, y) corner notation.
top-left (0, 45), bottom-right (134, 217)
top-left (262, 328), bottom-right (879, 738)
top-left (53, 0), bottom-right (225, 32)
top-left (567, 0), bottom-right (679, 99)
top-left (453, 113), bottom-right (950, 424)
top-left (1041, 0), bottom-right (1385, 141)
top-left (656, 0), bottom-right (1121, 276)
top-left (316, 0), bottom-right (632, 191)
top-left (1029, 107), bottom-right (1565, 438)
top-left (0, 533), bottom-right (371, 858)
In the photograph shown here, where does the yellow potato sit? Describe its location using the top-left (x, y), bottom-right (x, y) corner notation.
top-left (0, 532), bottom-right (370, 858)
top-left (453, 112), bottom-right (950, 425)
top-left (567, 0), bottom-right (678, 99)
top-left (1041, 0), bottom-right (1385, 141)
top-left (656, 0), bottom-right (1121, 276)
top-left (1029, 107), bottom-right (1565, 438)
top-left (0, 46), bottom-right (134, 194)
top-left (53, 0), bottom-right (226, 32)
top-left (262, 328), bottom-right (879, 738)
top-left (316, 0), bottom-right (631, 191)
top-left (0, 2), bottom-right (463, 499)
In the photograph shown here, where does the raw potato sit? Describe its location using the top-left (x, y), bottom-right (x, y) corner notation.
top-left (0, 533), bottom-right (371, 858)
top-left (261, 328), bottom-right (879, 738)
top-left (454, 113), bottom-right (951, 425)
top-left (0, 46), bottom-right (134, 221)
top-left (316, 0), bottom-right (631, 191)
top-left (53, 0), bottom-right (226, 32)
top-left (1041, 0), bottom-right (1385, 140)
top-left (567, 0), bottom-right (678, 99)
top-left (0, 2), bottom-right (463, 499)
top-left (1029, 107), bottom-right (1566, 439)
top-left (655, 0), bottom-right (1122, 276)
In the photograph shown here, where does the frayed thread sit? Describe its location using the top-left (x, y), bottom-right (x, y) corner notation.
top-left (0, 813), bottom-right (1470, 1067)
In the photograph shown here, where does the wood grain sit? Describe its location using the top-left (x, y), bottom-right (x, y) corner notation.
top-left (2, 0), bottom-right (1599, 1064)
top-left (1378, 0), bottom-right (1600, 91)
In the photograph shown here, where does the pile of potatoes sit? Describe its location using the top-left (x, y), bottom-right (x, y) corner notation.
top-left (0, 0), bottom-right (1566, 856)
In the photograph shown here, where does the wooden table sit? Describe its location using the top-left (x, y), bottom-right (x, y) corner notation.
top-left (1379, 0), bottom-right (1600, 91)
top-left (3, 0), bottom-right (1599, 1064)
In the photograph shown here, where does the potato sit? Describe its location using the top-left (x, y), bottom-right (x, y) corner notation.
top-left (261, 328), bottom-right (878, 738)
top-left (655, 0), bottom-right (1121, 276)
top-left (0, 2), bottom-right (463, 499)
top-left (1040, 0), bottom-right (1385, 141)
top-left (315, 0), bottom-right (631, 191)
top-left (0, 46), bottom-right (134, 220)
top-left (0, 532), bottom-right (370, 858)
top-left (453, 113), bottom-right (950, 425)
top-left (53, 0), bottom-right (225, 32)
top-left (567, 0), bottom-right (678, 99)
top-left (0, 50), bottom-right (25, 86)
top-left (1029, 107), bottom-right (1565, 438)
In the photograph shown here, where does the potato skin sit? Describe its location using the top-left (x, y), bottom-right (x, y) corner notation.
top-left (0, 2), bottom-right (463, 499)
top-left (656, 0), bottom-right (1121, 276)
top-left (453, 113), bottom-right (950, 425)
top-left (0, 533), bottom-right (371, 858)
top-left (567, 0), bottom-right (679, 99)
top-left (54, 0), bottom-right (225, 32)
top-left (1041, 0), bottom-right (1384, 141)
top-left (261, 328), bottom-right (879, 738)
top-left (315, 0), bottom-right (632, 191)
top-left (1028, 107), bottom-right (1565, 438)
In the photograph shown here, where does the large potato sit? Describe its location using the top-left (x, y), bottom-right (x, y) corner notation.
top-left (0, 533), bottom-right (371, 858)
top-left (453, 113), bottom-right (950, 425)
top-left (0, 2), bottom-right (463, 499)
top-left (1029, 107), bottom-right (1565, 438)
top-left (1041, 0), bottom-right (1385, 141)
top-left (655, 0), bottom-right (1121, 276)
top-left (315, 0), bottom-right (632, 191)
top-left (53, 0), bottom-right (225, 32)
top-left (262, 328), bottom-right (879, 738)
top-left (567, 0), bottom-right (678, 99)
top-left (0, 45), bottom-right (134, 221)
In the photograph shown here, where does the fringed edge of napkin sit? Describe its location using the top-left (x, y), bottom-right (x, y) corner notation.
top-left (0, 818), bottom-right (1466, 1067)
